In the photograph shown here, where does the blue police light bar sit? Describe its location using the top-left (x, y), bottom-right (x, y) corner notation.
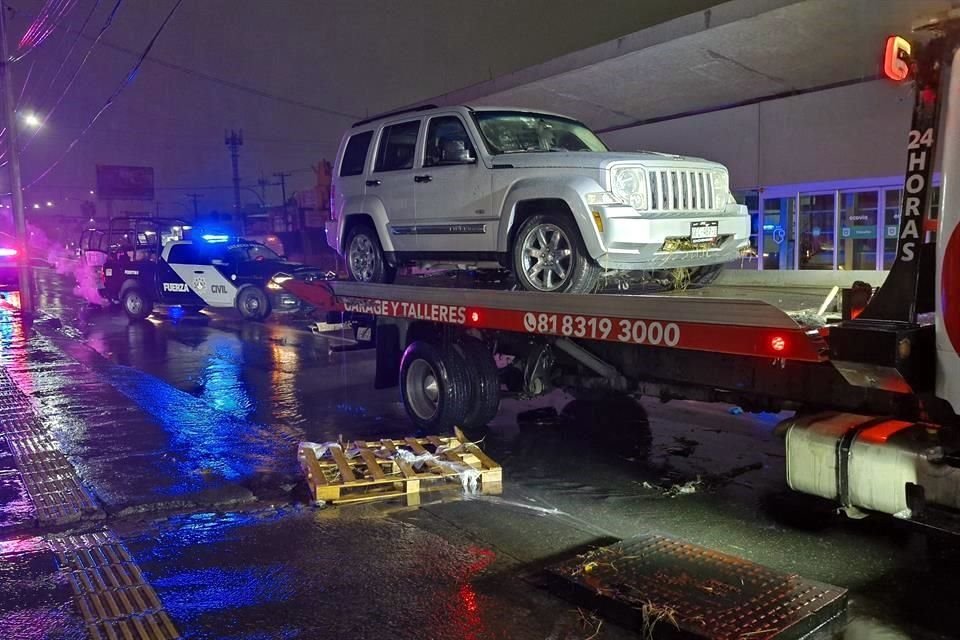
top-left (201, 234), bottom-right (230, 243)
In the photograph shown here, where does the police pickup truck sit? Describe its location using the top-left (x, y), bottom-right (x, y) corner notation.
top-left (92, 218), bottom-right (313, 321)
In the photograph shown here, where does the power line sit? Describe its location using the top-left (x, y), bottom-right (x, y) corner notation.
top-left (15, 0), bottom-right (121, 155)
top-left (15, 3), bottom-right (362, 120)
top-left (26, 0), bottom-right (182, 188)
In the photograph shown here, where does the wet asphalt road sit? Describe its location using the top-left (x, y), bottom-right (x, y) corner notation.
top-left (1, 269), bottom-right (959, 639)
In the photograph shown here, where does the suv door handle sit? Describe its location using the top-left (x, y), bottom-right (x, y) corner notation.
top-left (365, 179), bottom-right (381, 187)
top-left (414, 175), bottom-right (433, 183)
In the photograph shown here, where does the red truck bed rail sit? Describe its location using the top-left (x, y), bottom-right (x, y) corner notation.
top-left (284, 280), bottom-right (827, 363)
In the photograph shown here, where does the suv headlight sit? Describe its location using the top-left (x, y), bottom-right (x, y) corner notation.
top-left (610, 167), bottom-right (647, 210)
top-left (711, 170), bottom-right (729, 209)
top-left (267, 273), bottom-right (293, 290)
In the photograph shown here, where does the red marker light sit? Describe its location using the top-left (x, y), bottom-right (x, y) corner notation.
top-left (770, 335), bottom-right (787, 353)
top-left (0, 248), bottom-right (17, 257)
top-left (470, 310), bottom-right (480, 324)
top-left (883, 35), bottom-right (911, 82)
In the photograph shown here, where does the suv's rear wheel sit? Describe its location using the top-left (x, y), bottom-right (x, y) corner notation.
top-left (121, 286), bottom-right (152, 321)
top-left (512, 213), bottom-right (600, 293)
top-left (345, 224), bottom-right (397, 284)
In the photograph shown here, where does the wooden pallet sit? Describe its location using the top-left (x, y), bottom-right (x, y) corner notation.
top-left (298, 434), bottom-right (502, 504)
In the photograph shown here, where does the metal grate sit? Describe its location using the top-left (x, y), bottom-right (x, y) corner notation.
top-left (649, 169), bottom-right (719, 212)
top-left (544, 534), bottom-right (847, 639)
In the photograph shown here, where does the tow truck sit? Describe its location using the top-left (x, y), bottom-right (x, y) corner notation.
top-left (283, 14), bottom-right (960, 527)
top-left (82, 217), bottom-right (313, 321)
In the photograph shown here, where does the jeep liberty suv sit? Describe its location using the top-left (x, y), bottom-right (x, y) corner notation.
top-left (330, 105), bottom-right (750, 292)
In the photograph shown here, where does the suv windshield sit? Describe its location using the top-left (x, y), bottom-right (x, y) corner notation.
top-left (472, 111), bottom-right (608, 155)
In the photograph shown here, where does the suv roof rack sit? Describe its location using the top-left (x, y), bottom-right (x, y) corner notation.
top-left (352, 104), bottom-right (438, 128)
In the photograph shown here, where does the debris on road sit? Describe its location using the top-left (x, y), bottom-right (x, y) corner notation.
top-left (297, 432), bottom-right (502, 505)
top-left (642, 478), bottom-right (703, 498)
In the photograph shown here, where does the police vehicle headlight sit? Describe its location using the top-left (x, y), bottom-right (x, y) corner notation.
top-left (267, 273), bottom-right (293, 290)
top-left (610, 167), bottom-right (647, 210)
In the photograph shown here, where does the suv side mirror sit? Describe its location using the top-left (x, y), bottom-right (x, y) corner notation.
top-left (440, 139), bottom-right (476, 165)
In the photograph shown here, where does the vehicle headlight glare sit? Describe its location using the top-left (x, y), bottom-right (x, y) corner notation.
top-left (268, 273), bottom-right (293, 290)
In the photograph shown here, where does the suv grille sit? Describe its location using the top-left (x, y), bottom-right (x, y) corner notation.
top-left (647, 168), bottom-right (719, 212)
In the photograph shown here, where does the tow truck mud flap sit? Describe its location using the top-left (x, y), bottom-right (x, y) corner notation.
top-left (541, 534), bottom-right (846, 639)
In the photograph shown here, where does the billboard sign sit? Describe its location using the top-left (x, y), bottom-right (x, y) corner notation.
top-left (96, 165), bottom-right (155, 200)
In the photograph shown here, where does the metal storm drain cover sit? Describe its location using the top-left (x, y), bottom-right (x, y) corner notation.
top-left (542, 534), bottom-right (847, 639)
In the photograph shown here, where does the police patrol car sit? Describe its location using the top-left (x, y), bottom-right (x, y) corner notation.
top-left (92, 218), bottom-right (313, 321)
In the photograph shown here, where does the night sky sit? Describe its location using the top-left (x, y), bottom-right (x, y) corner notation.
top-left (5, 0), bottom-right (720, 216)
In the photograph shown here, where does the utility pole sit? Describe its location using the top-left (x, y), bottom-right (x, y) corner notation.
top-left (186, 193), bottom-right (202, 219)
top-left (0, 2), bottom-right (32, 313)
top-left (273, 171), bottom-right (291, 229)
top-left (257, 174), bottom-right (270, 201)
top-left (224, 129), bottom-right (243, 232)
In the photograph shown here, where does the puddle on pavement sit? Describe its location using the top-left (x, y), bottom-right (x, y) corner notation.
top-left (0, 535), bottom-right (85, 640)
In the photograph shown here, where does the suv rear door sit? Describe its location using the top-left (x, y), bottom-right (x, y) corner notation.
top-left (370, 119), bottom-right (422, 253)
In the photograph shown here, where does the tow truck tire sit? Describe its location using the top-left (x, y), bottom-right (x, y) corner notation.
top-left (400, 341), bottom-right (470, 432)
top-left (345, 223), bottom-right (397, 284)
top-left (237, 286), bottom-right (271, 321)
top-left (689, 264), bottom-right (724, 287)
top-left (121, 286), bottom-right (152, 321)
top-left (455, 337), bottom-right (501, 429)
top-left (512, 213), bottom-right (600, 293)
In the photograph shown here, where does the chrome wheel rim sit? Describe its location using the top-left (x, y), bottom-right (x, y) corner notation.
top-left (520, 223), bottom-right (573, 291)
top-left (125, 292), bottom-right (142, 315)
top-left (244, 294), bottom-right (260, 312)
top-left (406, 359), bottom-right (440, 420)
top-left (348, 234), bottom-right (377, 281)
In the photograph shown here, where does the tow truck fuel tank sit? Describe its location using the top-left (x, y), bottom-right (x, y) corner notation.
top-left (783, 413), bottom-right (960, 517)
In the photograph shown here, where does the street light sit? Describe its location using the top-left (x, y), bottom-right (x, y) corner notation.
top-left (31, 203), bottom-right (39, 209)
top-left (45, 201), bottom-right (53, 207)
top-left (22, 112), bottom-right (41, 128)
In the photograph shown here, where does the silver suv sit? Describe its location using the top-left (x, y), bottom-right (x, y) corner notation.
top-left (331, 105), bottom-right (750, 292)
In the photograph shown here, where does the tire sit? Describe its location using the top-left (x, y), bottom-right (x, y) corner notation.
top-left (237, 286), bottom-right (271, 321)
top-left (400, 341), bottom-right (471, 432)
top-left (689, 263), bottom-right (724, 287)
top-left (345, 223), bottom-right (397, 284)
top-left (121, 286), bottom-right (152, 321)
top-left (512, 213), bottom-right (600, 293)
top-left (454, 336), bottom-right (501, 429)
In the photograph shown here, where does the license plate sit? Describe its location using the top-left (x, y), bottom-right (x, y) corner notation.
top-left (690, 221), bottom-right (719, 243)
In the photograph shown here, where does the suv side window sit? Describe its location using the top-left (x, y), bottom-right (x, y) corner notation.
top-left (167, 244), bottom-right (199, 264)
top-left (374, 120), bottom-right (421, 172)
top-left (424, 116), bottom-right (476, 167)
top-left (340, 131), bottom-right (373, 177)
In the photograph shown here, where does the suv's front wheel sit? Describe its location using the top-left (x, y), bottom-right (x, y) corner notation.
top-left (345, 223), bottom-right (397, 284)
top-left (512, 213), bottom-right (600, 293)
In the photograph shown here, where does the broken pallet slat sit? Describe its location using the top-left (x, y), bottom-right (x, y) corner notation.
top-left (328, 445), bottom-right (356, 482)
top-left (355, 443), bottom-right (387, 480)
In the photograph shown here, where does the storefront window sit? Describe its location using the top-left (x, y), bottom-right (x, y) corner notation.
top-left (729, 190), bottom-right (759, 270)
top-left (798, 193), bottom-right (836, 270)
top-left (761, 196), bottom-right (795, 270)
top-left (838, 190), bottom-right (878, 270)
